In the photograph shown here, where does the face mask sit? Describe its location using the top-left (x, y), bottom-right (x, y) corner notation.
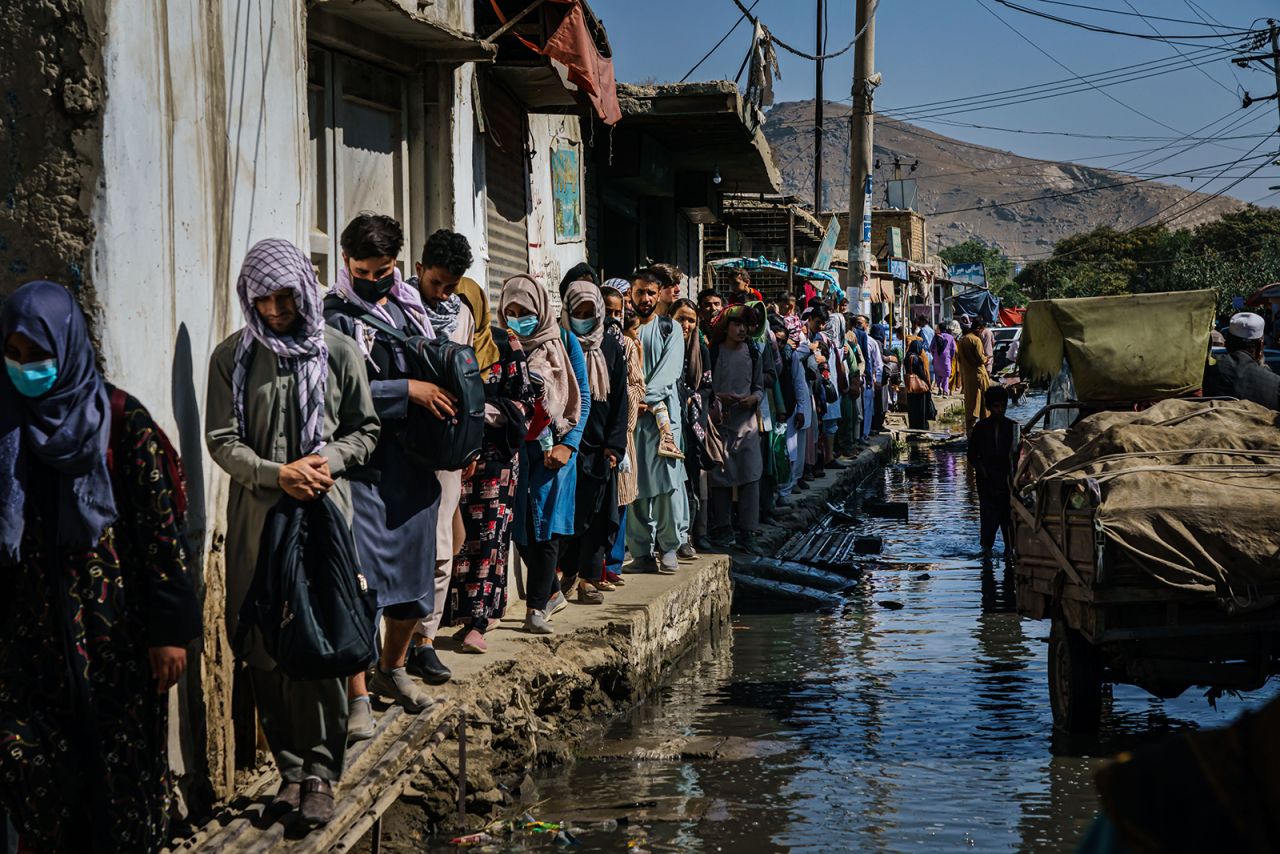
top-left (5, 357), bottom-right (58, 398)
top-left (506, 315), bottom-right (539, 337)
top-left (352, 271), bottom-right (396, 303)
top-left (570, 317), bottom-right (596, 336)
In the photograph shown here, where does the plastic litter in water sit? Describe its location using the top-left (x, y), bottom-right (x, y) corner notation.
top-left (449, 832), bottom-right (497, 846)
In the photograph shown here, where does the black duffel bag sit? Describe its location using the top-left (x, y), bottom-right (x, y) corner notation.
top-left (237, 495), bottom-right (378, 680)
top-left (337, 308), bottom-right (485, 472)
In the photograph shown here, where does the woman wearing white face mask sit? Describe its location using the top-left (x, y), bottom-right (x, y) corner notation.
top-left (499, 275), bottom-right (590, 633)
top-left (557, 280), bottom-right (629, 604)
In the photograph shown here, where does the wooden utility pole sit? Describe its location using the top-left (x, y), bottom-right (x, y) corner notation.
top-left (847, 0), bottom-right (876, 314)
top-left (814, 0), bottom-right (824, 212)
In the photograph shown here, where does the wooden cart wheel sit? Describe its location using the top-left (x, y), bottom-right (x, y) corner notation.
top-left (1048, 617), bottom-right (1103, 733)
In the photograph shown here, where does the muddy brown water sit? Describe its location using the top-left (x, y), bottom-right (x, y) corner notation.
top-left (432, 394), bottom-right (1280, 852)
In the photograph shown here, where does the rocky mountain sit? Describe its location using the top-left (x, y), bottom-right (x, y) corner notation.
top-left (762, 100), bottom-right (1246, 261)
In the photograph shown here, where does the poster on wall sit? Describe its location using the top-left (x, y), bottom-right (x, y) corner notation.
top-left (551, 145), bottom-right (582, 243)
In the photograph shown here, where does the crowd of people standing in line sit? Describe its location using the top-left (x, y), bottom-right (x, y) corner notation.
top-left (0, 210), bottom-right (1012, 848)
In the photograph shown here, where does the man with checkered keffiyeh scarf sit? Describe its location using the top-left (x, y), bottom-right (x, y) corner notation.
top-left (206, 238), bottom-right (380, 825)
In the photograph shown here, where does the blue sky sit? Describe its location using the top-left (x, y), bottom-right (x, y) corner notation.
top-left (596, 0), bottom-right (1280, 209)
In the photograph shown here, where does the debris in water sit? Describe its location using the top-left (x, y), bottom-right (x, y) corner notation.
top-left (554, 828), bottom-right (582, 845)
top-left (864, 499), bottom-right (909, 520)
top-left (915, 573), bottom-right (931, 580)
top-left (450, 832), bottom-right (497, 846)
top-left (878, 600), bottom-right (905, 610)
top-left (854, 536), bottom-right (883, 555)
top-left (825, 502), bottom-right (858, 522)
top-left (508, 815), bottom-right (562, 834)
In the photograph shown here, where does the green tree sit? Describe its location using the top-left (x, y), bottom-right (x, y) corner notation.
top-left (1015, 225), bottom-right (1189, 300)
top-left (939, 239), bottom-right (1025, 306)
top-left (1013, 210), bottom-right (1280, 317)
top-left (1190, 206), bottom-right (1280, 257)
top-left (1170, 237), bottom-right (1280, 316)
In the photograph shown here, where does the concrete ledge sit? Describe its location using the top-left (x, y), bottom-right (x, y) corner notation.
top-left (170, 556), bottom-right (733, 852)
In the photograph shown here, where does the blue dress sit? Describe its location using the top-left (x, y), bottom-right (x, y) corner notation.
top-left (514, 330), bottom-right (591, 544)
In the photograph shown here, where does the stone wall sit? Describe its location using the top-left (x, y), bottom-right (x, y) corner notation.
top-left (0, 0), bottom-right (104, 314)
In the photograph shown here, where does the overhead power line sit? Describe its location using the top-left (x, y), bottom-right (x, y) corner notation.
top-left (1022, 0), bottom-right (1252, 31)
top-left (991, 0), bottom-right (1260, 43)
top-left (727, 0), bottom-right (878, 61)
top-left (681, 0), bottom-right (760, 82)
top-left (1126, 132), bottom-right (1279, 231)
top-left (975, 0), bottom-right (1190, 136)
top-left (926, 149), bottom-right (1277, 216)
top-left (1119, 0), bottom-right (1238, 97)
top-left (881, 46), bottom-right (1223, 118)
top-left (1183, 0), bottom-right (1248, 89)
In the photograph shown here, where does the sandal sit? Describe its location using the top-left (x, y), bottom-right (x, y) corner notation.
top-left (461, 629), bottom-right (488, 653)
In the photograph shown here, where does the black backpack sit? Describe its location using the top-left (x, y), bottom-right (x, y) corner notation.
top-left (334, 304), bottom-right (486, 472)
top-left (237, 495), bottom-right (378, 680)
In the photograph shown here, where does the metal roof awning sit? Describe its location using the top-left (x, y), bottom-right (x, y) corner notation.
top-left (616, 81), bottom-right (781, 194)
top-left (722, 194), bottom-right (824, 243)
top-left (309, 0), bottom-right (496, 66)
top-left (710, 256), bottom-right (840, 289)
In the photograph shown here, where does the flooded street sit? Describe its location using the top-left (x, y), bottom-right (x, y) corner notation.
top-left (457, 395), bottom-right (1280, 852)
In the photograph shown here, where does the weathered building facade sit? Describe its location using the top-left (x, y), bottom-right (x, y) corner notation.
top-left (0, 0), bottom-right (777, 818)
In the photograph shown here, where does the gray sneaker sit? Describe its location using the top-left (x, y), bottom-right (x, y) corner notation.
top-left (524, 609), bottom-right (554, 634)
top-left (547, 590), bottom-right (569, 617)
top-left (346, 696), bottom-right (375, 744)
top-left (368, 667), bottom-right (433, 713)
top-left (630, 555), bottom-right (659, 574)
top-left (659, 549), bottom-right (679, 575)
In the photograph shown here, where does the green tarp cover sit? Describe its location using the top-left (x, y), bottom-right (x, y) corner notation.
top-left (1016, 399), bottom-right (1280, 596)
top-left (1018, 290), bottom-right (1215, 401)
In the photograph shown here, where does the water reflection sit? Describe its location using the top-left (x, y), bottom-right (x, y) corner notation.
top-left (447, 396), bottom-right (1279, 852)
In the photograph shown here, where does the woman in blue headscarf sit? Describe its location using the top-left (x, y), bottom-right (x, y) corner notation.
top-left (0, 281), bottom-right (201, 851)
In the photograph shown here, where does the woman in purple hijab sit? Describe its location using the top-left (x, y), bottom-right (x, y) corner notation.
top-left (0, 281), bottom-right (201, 851)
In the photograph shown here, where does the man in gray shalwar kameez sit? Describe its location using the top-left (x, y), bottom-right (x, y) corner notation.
top-left (206, 238), bottom-right (379, 825)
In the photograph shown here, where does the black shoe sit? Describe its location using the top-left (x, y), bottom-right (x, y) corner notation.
top-left (406, 645), bottom-right (452, 685)
top-left (796, 480), bottom-right (811, 491)
top-left (299, 778), bottom-right (334, 826)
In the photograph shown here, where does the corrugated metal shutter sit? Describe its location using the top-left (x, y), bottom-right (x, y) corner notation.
top-left (484, 84), bottom-right (529, 305)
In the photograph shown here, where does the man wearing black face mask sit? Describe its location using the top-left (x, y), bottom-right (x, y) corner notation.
top-left (324, 214), bottom-right (457, 741)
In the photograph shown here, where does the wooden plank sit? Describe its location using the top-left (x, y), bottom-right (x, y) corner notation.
top-left (1012, 500), bottom-right (1086, 588)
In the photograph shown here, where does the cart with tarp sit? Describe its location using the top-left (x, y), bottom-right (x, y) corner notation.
top-left (1013, 291), bottom-right (1280, 732)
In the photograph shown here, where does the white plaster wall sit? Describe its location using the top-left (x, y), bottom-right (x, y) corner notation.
top-left (91, 0), bottom-right (309, 549)
top-left (451, 62), bottom-right (488, 286)
top-left (526, 113), bottom-right (586, 309)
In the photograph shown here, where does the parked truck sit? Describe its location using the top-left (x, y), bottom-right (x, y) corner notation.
top-left (1012, 290), bottom-right (1280, 732)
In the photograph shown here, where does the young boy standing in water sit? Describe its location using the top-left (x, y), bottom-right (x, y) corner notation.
top-left (968, 385), bottom-right (1019, 565)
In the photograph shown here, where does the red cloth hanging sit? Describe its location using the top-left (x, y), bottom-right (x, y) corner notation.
top-left (489, 0), bottom-right (622, 126)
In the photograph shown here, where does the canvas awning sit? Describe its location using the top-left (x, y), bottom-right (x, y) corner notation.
top-left (953, 288), bottom-right (1001, 324)
top-left (484, 0), bottom-right (621, 125)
